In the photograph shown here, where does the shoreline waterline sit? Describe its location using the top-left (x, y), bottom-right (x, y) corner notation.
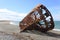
top-left (53, 29), bottom-right (60, 31)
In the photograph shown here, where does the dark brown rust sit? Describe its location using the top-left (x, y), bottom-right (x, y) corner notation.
top-left (19, 4), bottom-right (54, 32)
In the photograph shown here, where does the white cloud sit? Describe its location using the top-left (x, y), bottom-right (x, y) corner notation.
top-left (0, 8), bottom-right (60, 21)
top-left (48, 6), bottom-right (60, 21)
top-left (52, 14), bottom-right (60, 21)
top-left (0, 9), bottom-right (28, 21)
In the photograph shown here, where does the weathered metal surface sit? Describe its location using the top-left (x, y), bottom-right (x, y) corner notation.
top-left (19, 4), bottom-right (54, 32)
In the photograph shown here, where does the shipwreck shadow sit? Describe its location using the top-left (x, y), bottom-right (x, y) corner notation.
top-left (21, 30), bottom-right (60, 38)
top-left (44, 32), bottom-right (60, 38)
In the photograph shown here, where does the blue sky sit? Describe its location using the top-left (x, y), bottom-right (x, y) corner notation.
top-left (0, 0), bottom-right (60, 21)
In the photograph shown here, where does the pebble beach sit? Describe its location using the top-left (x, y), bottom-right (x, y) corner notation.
top-left (0, 21), bottom-right (60, 40)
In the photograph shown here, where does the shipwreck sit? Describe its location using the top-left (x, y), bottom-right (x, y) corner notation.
top-left (19, 4), bottom-right (54, 32)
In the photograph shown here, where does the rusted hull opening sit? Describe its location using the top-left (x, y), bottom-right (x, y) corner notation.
top-left (19, 4), bottom-right (54, 32)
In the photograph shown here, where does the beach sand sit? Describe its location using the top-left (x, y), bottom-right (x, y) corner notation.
top-left (0, 21), bottom-right (60, 40)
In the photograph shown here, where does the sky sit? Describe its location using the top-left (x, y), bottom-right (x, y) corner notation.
top-left (0, 0), bottom-right (60, 21)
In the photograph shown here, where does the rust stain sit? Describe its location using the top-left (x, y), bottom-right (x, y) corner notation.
top-left (19, 4), bottom-right (54, 32)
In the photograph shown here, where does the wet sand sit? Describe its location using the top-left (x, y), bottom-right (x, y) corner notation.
top-left (0, 21), bottom-right (60, 40)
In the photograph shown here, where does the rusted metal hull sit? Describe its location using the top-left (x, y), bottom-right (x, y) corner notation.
top-left (19, 4), bottom-right (54, 32)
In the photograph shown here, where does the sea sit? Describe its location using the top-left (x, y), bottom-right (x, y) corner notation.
top-left (10, 21), bottom-right (60, 31)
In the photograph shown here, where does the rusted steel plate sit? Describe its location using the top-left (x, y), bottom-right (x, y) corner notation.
top-left (19, 4), bottom-right (54, 32)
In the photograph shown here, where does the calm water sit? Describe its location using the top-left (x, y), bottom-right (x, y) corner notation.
top-left (13, 21), bottom-right (60, 29)
top-left (54, 21), bottom-right (60, 29)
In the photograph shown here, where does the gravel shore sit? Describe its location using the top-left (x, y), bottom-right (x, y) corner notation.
top-left (0, 21), bottom-right (60, 40)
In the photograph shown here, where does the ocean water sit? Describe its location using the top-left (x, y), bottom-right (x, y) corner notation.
top-left (10, 21), bottom-right (60, 31)
top-left (54, 21), bottom-right (60, 29)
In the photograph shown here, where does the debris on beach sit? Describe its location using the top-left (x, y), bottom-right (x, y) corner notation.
top-left (19, 4), bottom-right (54, 32)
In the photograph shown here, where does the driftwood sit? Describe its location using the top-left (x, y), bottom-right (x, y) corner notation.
top-left (19, 4), bottom-right (54, 32)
